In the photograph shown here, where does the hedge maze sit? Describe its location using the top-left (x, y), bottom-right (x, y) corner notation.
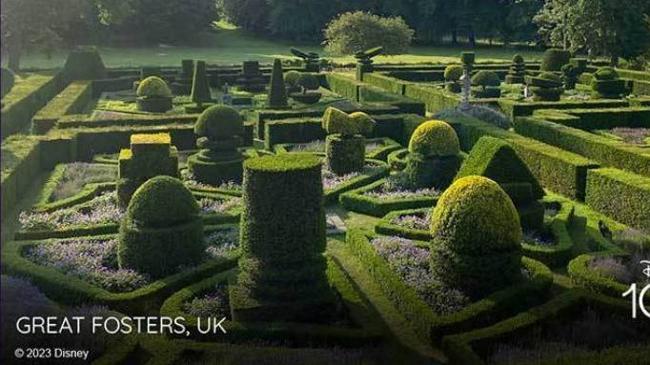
top-left (1, 47), bottom-right (650, 364)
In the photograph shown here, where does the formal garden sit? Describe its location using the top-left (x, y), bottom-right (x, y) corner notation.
top-left (2, 1), bottom-right (650, 365)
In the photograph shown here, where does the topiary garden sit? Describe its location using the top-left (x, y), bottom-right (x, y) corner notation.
top-left (2, 44), bottom-right (650, 365)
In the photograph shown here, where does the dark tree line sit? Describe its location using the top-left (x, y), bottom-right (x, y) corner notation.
top-left (219, 0), bottom-right (544, 45)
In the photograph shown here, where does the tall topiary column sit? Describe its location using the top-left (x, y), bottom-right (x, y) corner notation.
top-left (117, 133), bottom-right (179, 207)
top-left (171, 59), bottom-right (195, 95)
top-left (187, 105), bottom-right (245, 185)
top-left (119, 176), bottom-right (204, 278)
top-left (505, 54), bottom-right (526, 84)
top-left (430, 176), bottom-right (523, 300)
top-left (190, 60), bottom-right (213, 111)
top-left (231, 154), bottom-right (334, 322)
top-left (267, 59), bottom-right (288, 108)
top-left (404, 120), bottom-right (462, 190)
top-left (323, 107), bottom-right (375, 175)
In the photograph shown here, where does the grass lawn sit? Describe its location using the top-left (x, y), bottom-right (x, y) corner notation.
top-left (17, 22), bottom-right (545, 69)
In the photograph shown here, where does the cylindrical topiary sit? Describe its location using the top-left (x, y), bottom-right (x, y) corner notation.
top-left (444, 65), bottom-right (464, 92)
top-left (540, 48), bottom-right (571, 71)
top-left (505, 54), bottom-right (526, 84)
top-left (188, 105), bottom-right (245, 185)
top-left (461, 52), bottom-right (475, 65)
top-left (430, 176), bottom-right (523, 299)
top-left (405, 120), bottom-right (462, 189)
top-left (529, 72), bottom-right (564, 101)
top-left (232, 154), bottom-right (334, 322)
top-left (591, 67), bottom-right (627, 98)
top-left (267, 59), bottom-right (288, 108)
top-left (323, 107), bottom-right (375, 175)
top-left (118, 176), bottom-right (204, 278)
top-left (471, 70), bottom-right (501, 98)
top-left (1, 67), bottom-right (15, 100)
top-left (136, 76), bottom-right (173, 112)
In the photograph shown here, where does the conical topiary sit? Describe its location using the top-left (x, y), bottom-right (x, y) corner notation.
top-left (191, 60), bottom-right (212, 106)
top-left (267, 59), bottom-right (288, 108)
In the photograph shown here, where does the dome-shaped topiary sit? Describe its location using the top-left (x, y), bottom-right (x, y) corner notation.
top-left (126, 176), bottom-right (199, 227)
top-left (430, 176), bottom-right (523, 298)
top-left (297, 73), bottom-right (320, 90)
top-left (284, 70), bottom-right (301, 87)
top-left (593, 67), bottom-right (619, 81)
top-left (471, 70), bottom-right (501, 87)
top-left (136, 76), bottom-right (172, 98)
top-left (194, 104), bottom-right (244, 140)
top-left (431, 176), bottom-right (522, 252)
top-left (538, 72), bottom-right (562, 83)
top-left (1, 67), bottom-right (15, 99)
top-left (540, 48), bottom-right (571, 71)
top-left (444, 65), bottom-right (464, 81)
top-left (512, 54), bottom-right (524, 64)
top-left (119, 176), bottom-right (204, 278)
top-left (408, 120), bottom-right (460, 157)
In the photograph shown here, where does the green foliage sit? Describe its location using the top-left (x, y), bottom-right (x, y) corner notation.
top-left (455, 136), bottom-right (545, 200)
top-left (118, 176), bottom-right (205, 278)
top-left (561, 63), bottom-right (580, 89)
top-left (267, 59), bottom-right (288, 108)
top-left (591, 68), bottom-right (628, 98)
top-left (190, 60), bottom-right (212, 105)
top-left (284, 70), bottom-right (301, 87)
top-left (349, 112), bottom-right (376, 136)
top-left (326, 134), bottom-right (365, 175)
top-left (461, 52), bottom-right (475, 65)
top-left (513, 54), bottom-right (524, 63)
top-left (235, 154), bottom-right (331, 318)
top-left (540, 48), bottom-right (571, 71)
top-left (408, 120), bottom-right (460, 157)
top-left (194, 105), bottom-right (244, 141)
top-left (62, 47), bottom-right (107, 81)
top-left (444, 65), bottom-right (463, 82)
top-left (405, 153), bottom-right (462, 190)
top-left (593, 67), bottom-right (619, 81)
top-left (324, 11), bottom-right (414, 55)
top-left (471, 70), bottom-right (501, 87)
top-left (322, 107), bottom-right (375, 137)
top-left (136, 76), bottom-right (172, 98)
top-left (296, 73), bottom-right (320, 91)
top-left (529, 72), bottom-right (564, 101)
top-left (430, 176), bottom-right (523, 299)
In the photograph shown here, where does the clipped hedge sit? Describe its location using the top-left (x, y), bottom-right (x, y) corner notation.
top-left (374, 208), bottom-right (431, 241)
top-left (585, 168), bottom-right (650, 231)
top-left (1, 136), bottom-right (41, 222)
top-left (568, 252), bottom-right (630, 298)
top-left (516, 116), bottom-right (650, 177)
top-left (32, 81), bottom-right (94, 134)
top-left (346, 229), bottom-right (552, 344)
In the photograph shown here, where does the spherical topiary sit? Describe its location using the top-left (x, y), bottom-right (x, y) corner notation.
top-left (540, 48), bottom-right (571, 71)
top-left (512, 54), bottom-right (524, 64)
top-left (119, 176), bottom-right (204, 278)
top-left (136, 76), bottom-right (172, 98)
top-left (444, 65), bottom-right (464, 81)
top-left (349, 111), bottom-right (376, 136)
top-left (284, 70), bottom-right (301, 87)
top-left (126, 176), bottom-right (199, 227)
top-left (297, 73), bottom-right (320, 90)
top-left (471, 70), bottom-right (501, 87)
top-left (1, 67), bottom-right (16, 99)
top-left (408, 120), bottom-right (460, 157)
top-left (430, 176), bottom-right (522, 298)
top-left (194, 105), bottom-right (244, 141)
top-left (593, 67), bottom-right (619, 81)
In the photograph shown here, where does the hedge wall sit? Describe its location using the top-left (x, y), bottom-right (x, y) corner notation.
top-left (585, 168), bottom-right (650, 231)
top-left (363, 72), bottom-right (410, 95)
top-left (1, 136), bottom-right (42, 223)
top-left (497, 98), bottom-right (629, 121)
top-left (568, 252), bottom-right (630, 298)
top-left (403, 84), bottom-right (461, 114)
top-left (1, 72), bottom-right (65, 139)
top-left (515, 117), bottom-right (650, 177)
top-left (32, 81), bottom-right (94, 134)
top-left (533, 107), bottom-right (650, 130)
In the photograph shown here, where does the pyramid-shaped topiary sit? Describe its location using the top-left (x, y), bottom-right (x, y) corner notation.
top-left (191, 60), bottom-right (212, 107)
top-left (62, 47), bottom-right (107, 81)
top-left (267, 59), bottom-right (288, 108)
top-left (455, 136), bottom-right (545, 230)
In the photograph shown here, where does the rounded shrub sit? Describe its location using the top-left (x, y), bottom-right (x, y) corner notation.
top-left (444, 65), bottom-right (464, 81)
top-left (284, 70), bottom-right (301, 87)
top-left (591, 67), bottom-right (627, 98)
top-left (512, 54), bottom-right (524, 64)
top-left (349, 111), bottom-right (376, 136)
top-left (323, 107), bottom-right (357, 136)
top-left (1, 67), bottom-right (16, 99)
top-left (593, 67), bottom-right (618, 81)
top-left (408, 120), bottom-right (460, 157)
top-left (297, 73), bottom-right (320, 90)
top-left (194, 105), bottom-right (244, 141)
top-left (233, 154), bottom-right (332, 321)
top-left (471, 70), bottom-right (501, 87)
top-left (118, 176), bottom-right (204, 278)
top-left (136, 76), bottom-right (172, 98)
top-left (430, 176), bottom-right (522, 299)
top-left (540, 48), bottom-right (571, 71)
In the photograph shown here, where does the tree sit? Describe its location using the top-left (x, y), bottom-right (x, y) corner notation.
top-left (324, 11), bottom-right (415, 55)
top-left (1, 0), bottom-right (87, 70)
top-left (534, 0), bottom-right (650, 64)
top-left (267, 0), bottom-right (336, 41)
top-left (219, 0), bottom-right (270, 34)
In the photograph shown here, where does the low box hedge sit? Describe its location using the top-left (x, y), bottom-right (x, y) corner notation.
top-left (1, 233), bottom-right (239, 313)
top-left (441, 291), bottom-right (642, 365)
top-left (32, 80), bottom-right (94, 134)
top-left (346, 229), bottom-right (553, 344)
top-left (339, 178), bottom-right (439, 217)
top-left (374, 208), bottom-right (431, 241)
top-left (585, 168), bottom-right (650, 232)
top-left (568, 252), bottom-right (631, 298)
top-left (532, 106), bottom-right (650, 130)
